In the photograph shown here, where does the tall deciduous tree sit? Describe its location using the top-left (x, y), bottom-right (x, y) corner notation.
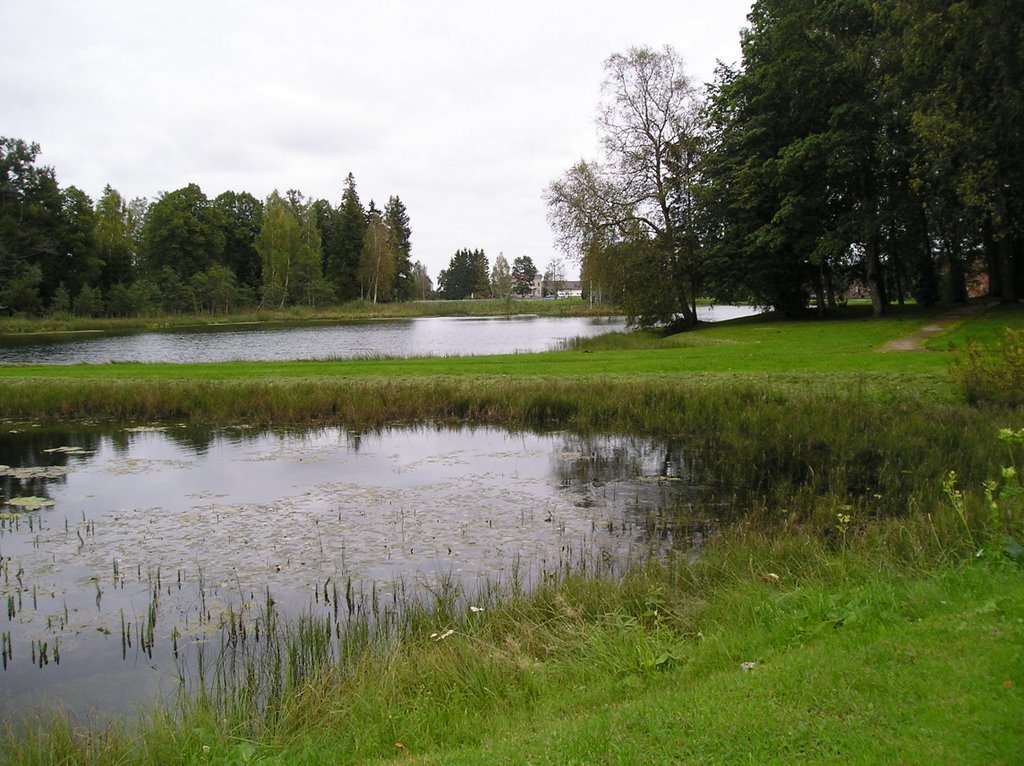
top-left (547, 46), bottom-right (703, 328)
top-left (490, 253), bottom-right (513, 306)
top-left (360, 206), bottom-right (397, 303)
top-left (142, 183), bottom-right (224, 282)
top-left (0, 138), bottom-right (63, 313)
top-left (214, 191), bottom-right (263, 292)
top-left (95, 185), bottom-right (135, 291)
top-left (898, 0), bottom-right (1024, 302)
top-left (256, 191), bottom-right (330, 309)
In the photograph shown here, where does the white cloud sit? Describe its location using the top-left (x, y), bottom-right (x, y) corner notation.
top-left (1, 0), bottom-right (750, 280)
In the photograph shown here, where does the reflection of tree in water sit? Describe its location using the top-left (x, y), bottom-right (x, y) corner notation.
top-left (551, 434), bottom-right (714, 515)
top-left (0, 426), bottom-right (104, 502)
top-left (550, 434), bottom-right (719, 556)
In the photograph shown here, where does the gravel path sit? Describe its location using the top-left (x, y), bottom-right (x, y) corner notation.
top-left (879, 302), bottom-right (992, 352)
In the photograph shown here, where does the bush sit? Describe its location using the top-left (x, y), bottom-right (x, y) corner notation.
top-left (951, 328), bottom-right (1024, 406)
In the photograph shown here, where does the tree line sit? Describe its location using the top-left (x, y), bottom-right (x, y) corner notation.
top-left (436, 251), bottom-right (561, 301)
top-left (0, 141), bottom-right (432, 317)
top-left (548, 0), bottom-right (1023, 328)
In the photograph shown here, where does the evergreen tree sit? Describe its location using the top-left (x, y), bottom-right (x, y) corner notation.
top-left (511, 255), bottom-right (539, 298)
top-left (328, 173), bottom-right (367, 301)
top-left (437, 249), bottom-right (489, 299)
top-left (385, 195), bottom-right (414, 301)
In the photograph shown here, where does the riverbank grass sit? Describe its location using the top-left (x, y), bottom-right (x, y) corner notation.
top-left (3, 510), bottom-right (1020, 765)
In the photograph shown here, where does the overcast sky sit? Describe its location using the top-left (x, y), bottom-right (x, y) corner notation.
top-left (2, 0), bottom-right (751, 282)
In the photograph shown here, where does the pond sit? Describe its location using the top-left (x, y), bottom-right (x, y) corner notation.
top-left (0, 306), bottom-right (758, 365)
top-left (0, 424), bottom-right (729, 721)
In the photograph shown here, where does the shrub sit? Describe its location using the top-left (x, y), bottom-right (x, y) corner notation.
top-left (951, 328), bottom-right (1024, 406)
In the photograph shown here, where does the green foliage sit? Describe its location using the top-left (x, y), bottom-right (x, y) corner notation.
top-left (490, 253), bottom-right (513, 305)
top-left (0, 266), bottom-right (43, 316)
top-left (213, 190), bottom-right (263, 291)
top-left (547, 47), bottom-right (703, 328)
top-left (951, 328), bottom-right (1024, 406)
top-left (72, 283), bottom-right (103, 318)
top-left (438, 248), bottom-right (489, 299)
top-left (256, 191), bottom-right (330, 310)
top-left (511, 255), bottom-right (538, 297)
top-left (327, 172), bottom-right (367, 302)
top-left (142, 183), bottom-right (225, 282)
top-left (360, 207), bottom-right (397, 303)
top-left (385, 195), bottom-right (413, 301)
top-left (48, 283), bottom-right (70, 316)
top-left (94, 185), bottom-right (135, 291)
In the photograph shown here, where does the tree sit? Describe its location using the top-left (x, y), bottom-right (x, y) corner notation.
top-left (490, 253), bottom-right (513, 309)
top-left (542, 257), bottom-right (566, 297)
top-left (51, 185), bottom-right (100, 303)
top-left (360, 206), bottom-right (397, 303)
top-left (385, 195), bottom-right (414, 301)
top-left (410, 260), bottom-right (433, 299)
top-left (327, 173), bottom-right (367, 301)
top-left (256, 191), bottom-right (330, 309)
top-left (191, 263), bottom-right (239, 314)
top-left (511, 255), bottom-right (538, 297)
top-left (0, 138), bottom-right (63, 313)
top-left (547, 46), bottom-right (704, 328)
top-left (214, 191), bottom-right (263, 293)
top-left (437, 249), bottom-right (489, 299)
top-left (73, 282), bottom-right (103, 317)
top-left (897, 0), bottom-right (1024, 303)
top-left (141, 183), bottom-right (224, 282)
top-left (94, 185), bottom-right (136, 291)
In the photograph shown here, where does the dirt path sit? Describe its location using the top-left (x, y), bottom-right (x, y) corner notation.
top-left (879, 302), bottom-right (992, 352)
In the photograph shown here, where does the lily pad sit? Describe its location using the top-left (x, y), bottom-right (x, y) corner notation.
top-left (0, 465), bottom-right (73, 479)
top-left (6, 496), bottom-right (56, 511)
top-left (43, 446), bottom-right (92, 455)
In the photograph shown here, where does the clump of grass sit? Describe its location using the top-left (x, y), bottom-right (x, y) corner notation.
top-left (951, 327), bottom-right (1024, 406)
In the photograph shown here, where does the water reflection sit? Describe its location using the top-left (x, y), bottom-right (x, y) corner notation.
top-left (0, 424), bottom-right (725, 719)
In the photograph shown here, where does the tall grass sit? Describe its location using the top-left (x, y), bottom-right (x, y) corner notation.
top-left (1, 377), bottom-right (1008, 522)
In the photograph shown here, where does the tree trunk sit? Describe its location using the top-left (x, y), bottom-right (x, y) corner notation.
top-left (944, 237), bottom-right (968, 304)
top-left (865, 233), bottom-right (887, 316)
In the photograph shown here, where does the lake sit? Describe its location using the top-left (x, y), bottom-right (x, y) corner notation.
top-left (0, 306), bottom-right (759, 365)
top-left (0, 424), bottom-right (727, 720)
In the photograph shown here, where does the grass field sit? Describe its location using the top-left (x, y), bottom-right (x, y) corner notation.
top-left (1, 299), bottom-right (1022, 764)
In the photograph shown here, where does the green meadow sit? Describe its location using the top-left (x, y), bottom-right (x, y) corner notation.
top-left (1, 301), bottom-right (1022, 764)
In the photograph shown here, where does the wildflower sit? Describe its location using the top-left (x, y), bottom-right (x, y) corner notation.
top-left (432, 628), bottom-right (455, 641)
top-left (762, 572), bottom-right (780, 583)
top-left (469, 606), bottom-right (484, 613)
top-left (741, 661), bottom-right (757, 671)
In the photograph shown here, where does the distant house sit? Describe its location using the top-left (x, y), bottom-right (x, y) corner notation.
top-left (556, 281), bottom-right (583, 299)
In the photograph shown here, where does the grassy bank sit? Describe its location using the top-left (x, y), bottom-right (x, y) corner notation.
top-left (3, 498), bottom-right (1021, 764)
top-left (2, 301), bottom-right (1022, 763)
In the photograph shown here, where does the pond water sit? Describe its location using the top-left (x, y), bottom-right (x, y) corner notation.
top-left (0, 424), bottom-right (727, 720)
top-left (0, 306), bottom-right (758, 365)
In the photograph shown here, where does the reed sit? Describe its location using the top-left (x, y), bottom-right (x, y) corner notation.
top-left (2, 475), bottom-right (1017, 764)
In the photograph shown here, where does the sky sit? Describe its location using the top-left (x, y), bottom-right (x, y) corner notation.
top-left (2, 0), bottom-right (751, 283)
